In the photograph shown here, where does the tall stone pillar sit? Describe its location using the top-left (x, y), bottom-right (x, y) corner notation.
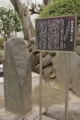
top-left (4, 37), bottom-right (32, 115)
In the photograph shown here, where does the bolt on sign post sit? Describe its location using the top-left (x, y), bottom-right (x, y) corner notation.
top-left (35, 14), bottom-right (77, 120)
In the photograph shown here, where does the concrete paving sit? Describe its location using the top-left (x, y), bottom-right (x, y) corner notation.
top-left (35, 115), bottom-right (56, 120)
top-left (0, 106), bottom-right (46, 120)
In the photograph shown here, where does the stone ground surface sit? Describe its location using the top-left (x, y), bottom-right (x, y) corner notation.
top-left (0, 105), bottom-right (45, 120)
top-left (0, 72), bottom-right (80, 120)
top-left (35, 115), bottom-right (56, 120)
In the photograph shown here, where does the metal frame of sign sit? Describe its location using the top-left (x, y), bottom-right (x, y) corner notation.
top-left (35, 14), bottom-right (77, 53)
top-left (35, 14), bottom-right (77, 120)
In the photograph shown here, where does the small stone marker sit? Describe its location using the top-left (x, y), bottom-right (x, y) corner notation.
top-left (4, 37), bottom-right (32, 115)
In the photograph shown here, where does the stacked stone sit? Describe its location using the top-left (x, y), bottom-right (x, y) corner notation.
top-left (27, 38), bottom-right (56, 80)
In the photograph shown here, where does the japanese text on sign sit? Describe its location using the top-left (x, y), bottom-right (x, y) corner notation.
top-left (36, 15), bottom-right (77, 52)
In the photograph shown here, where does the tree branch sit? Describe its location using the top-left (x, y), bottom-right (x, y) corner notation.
top-left (10, 0), bottom-right (35, 41)
top-left (29, 3), bottom-right (44, 14)
top-left (10, 0), bottom-right (23, 15)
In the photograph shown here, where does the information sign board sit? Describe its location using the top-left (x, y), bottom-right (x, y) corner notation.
top-left (36, 14), bottom-right (77, 52)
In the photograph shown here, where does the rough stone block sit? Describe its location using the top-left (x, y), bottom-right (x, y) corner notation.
top-left (46, 103), bottom-right (80, 120)
top-left (4, 37), bottom-right (32, 115)
top-left (52, 52), bottom-right (80, 96)
top-left (52, 53), bottom-right (71, 86)
top-left (71, 53), bottom-right (80, 96)
top-left (42, 54), bottom-right (52, 68)
top-left (43, 66), bottom-right (53, 76)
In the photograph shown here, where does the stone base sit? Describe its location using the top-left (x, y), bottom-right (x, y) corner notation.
top-left (46, 103), bottom-right (80, 120)
top-left (0, 105), bottom-right (46, 120)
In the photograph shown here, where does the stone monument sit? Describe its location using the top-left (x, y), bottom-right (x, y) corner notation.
top-left (4, 37), bottom-right (32, 115)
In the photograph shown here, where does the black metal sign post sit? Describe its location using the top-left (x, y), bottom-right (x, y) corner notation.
top-left (36, 14), bottom-right (77, 120)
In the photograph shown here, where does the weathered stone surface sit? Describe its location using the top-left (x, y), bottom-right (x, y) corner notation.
top-left (48, 52), bottom-right (56, 56)
top-left (28, 46), bottom-right (34, 52)
top-left (35, 64), bottom-right (40, 74)
top-left (4, 37), bottom-right (32, 115)
top-left (42, 52), bottom-right (48, 57)
top-left (71, 53), bottom-right (80, 96)
top-left (34, 54), bottom-right (40, 65)
top-left (35, 53), bottom-right (39, 60)
top-left (13, 116), bottom-right (28, 120)
top-left (34, 52), bottom-right (47, 58)
top-left (30, 37), bottom-right (35, 44)
top-left (52, 52), bottom-right (80, 96)
top-left (33, 51), bottom-right (39, 55)
top-left (76, 37), bottom-right (80, 45)
top-left (0, 106), bottom-right (46, 120)
top-left (76, 45), bottom-right (80, 55)
top-left (43, 54), bottom-right (52, 68)
top-left (46, 103), bottom-right (80, 120)
top-left (52, 53), bottom-right (71, 86)
top-left (31, 54), bottom-right (36, 72)
top-left (43, 66), bottom-right (53, 76)
top-left (50, 69), bottom-right (56, 79)
top-left (35, 115), bottom-right (56, 120)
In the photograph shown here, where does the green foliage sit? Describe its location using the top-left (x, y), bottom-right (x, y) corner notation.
top-left (39, 0), bottom-right (80, 24)
top-left (0, 37), bottom-right (6, 50)
top-left (0, 7), bottom-right (22, 40)
top-left (0, 51), bottom-right (3, 58)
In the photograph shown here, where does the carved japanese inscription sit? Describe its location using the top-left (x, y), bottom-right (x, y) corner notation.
top-left (4, 37), bottom-right (32, 115)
